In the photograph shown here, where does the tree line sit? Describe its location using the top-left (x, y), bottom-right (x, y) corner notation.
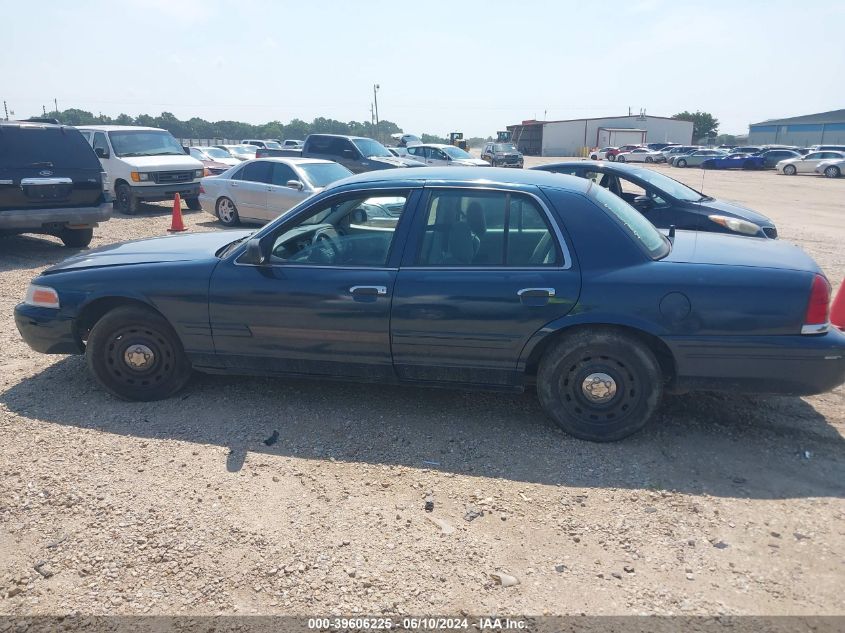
top-left (35, 108), bottom-right (490, 147)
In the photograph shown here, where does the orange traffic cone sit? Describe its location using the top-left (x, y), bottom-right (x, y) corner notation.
top-left (167, 193), bottom-right (187, 233)
top-left (831, 278), bottom-right (845, 330)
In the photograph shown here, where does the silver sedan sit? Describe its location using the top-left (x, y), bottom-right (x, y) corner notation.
top-left (199, 158), bottom-right (353, 226)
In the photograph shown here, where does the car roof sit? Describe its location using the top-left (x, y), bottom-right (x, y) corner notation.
top-left (325, 166), bottom-right (592, 193)
top-left (531, 160), bottom-right (654, 174)
top-left (253, 157), bottom-right (335, 165)
top-left (76, 125), bottom-right (165, 132)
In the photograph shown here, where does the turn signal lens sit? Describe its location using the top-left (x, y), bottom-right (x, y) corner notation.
top-left (25, 284), bottom-right (60, 309)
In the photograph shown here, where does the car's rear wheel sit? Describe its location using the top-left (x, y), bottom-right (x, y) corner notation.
top-left (783, 164), bottom-right (797, 175)
top-left (645, 156), bottom-right (653, 163)
top-left (676, 159), bottom-right (687, 168)
top-left (537, 329), bottom-right (663, 442)
top-left (185, 197), bottom-right (202, 211)
top-left (824, 165), bottom-right (841, 178)
top-left (59, 227), bottom-right (93, 248)
top-left (616, 155), bottom-right (626, 163)
top-left (590, 154), bottom-right (598, 160)
top-left (216, 197), bottom-right (240, 226)
top-left (114, 183), bottom-right (140, 215)
top-left (85, 306), bottom-right (192, 401)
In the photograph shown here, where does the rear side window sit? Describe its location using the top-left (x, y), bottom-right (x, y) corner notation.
top-left (0, 125), bottom-right (100, 169)
top-left (416, 190), bottom-right (560, 267)
top-left (589, 185), bottom-right (668, 259)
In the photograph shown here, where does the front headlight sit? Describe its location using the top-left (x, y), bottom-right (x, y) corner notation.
top-left (25, 284), bottom-right (60, 309)
top-left (130, 171), bottom-right (154, 182)
top-left (194, 169), bottom-right (204, 178)
top-left (708, 215), bottom-right (761, 236)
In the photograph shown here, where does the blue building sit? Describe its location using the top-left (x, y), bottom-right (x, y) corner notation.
top-left (748, 109), bottom-right (845, 146)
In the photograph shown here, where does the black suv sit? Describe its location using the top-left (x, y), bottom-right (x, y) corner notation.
top-left (0, 121), bottom-right (111, 247)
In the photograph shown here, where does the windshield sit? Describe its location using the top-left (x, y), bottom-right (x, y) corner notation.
top-left (264, 141), bottom-right (282, 149)
top-left (590, 186), bottom-right (669, 259)
top-left (352, 138), bottom-right (392, 158)
top-left (494, 143), bottom-right (517, 153)
top-left (629, 168), bottom-right (706, 202)
top-left (299, 162), bottom-right (353, 188)
top-left (108, 130), bottom-right (185, 157)
top-left (203, 147), bottom-right (229, 159)
top-left (442, 146), bottom-right (472, 159)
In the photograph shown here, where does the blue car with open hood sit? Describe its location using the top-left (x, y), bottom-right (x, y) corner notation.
top-left (14, 168), bottom-right (845, 442)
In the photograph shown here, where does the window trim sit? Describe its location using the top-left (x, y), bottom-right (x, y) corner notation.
top-left (406, 185), bottom-right (572, 271)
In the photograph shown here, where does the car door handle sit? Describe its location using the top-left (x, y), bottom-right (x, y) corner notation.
top-left (230, 182), bottom-right (238, 188)
top-left (517, 288), bottom-right (555, 298)
top-left (349, 285), bottom-right (387, 296)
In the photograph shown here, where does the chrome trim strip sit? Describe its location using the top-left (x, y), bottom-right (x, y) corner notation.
top-left (801, 322), bottom-right (830, 335)
top-left (20, 177), bottom-right (73, 186)
top-left (517, 287), bottom-right (556, 297)
top-left (0, 179), bottom-right (13, 185)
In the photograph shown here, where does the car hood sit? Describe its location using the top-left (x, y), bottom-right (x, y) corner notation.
top-left (119, 155), bottom-right (204, 170)
top-left (369, 155), bottom-right (425, 167)
top-left (43, 230), bottom-right (253, 274)
top-left (662, 230), bottom-right (819, 273)
top-left (700, 198), bottom-right (774, 227)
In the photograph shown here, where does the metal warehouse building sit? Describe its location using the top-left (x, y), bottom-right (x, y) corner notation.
top-left (507, 115), bottom-right (694, 156)
top-left (748, 109), bottom-right (845, 147)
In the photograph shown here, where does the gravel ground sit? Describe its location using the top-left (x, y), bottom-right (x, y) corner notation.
top-left (1, 164), bottom-right (843, 617)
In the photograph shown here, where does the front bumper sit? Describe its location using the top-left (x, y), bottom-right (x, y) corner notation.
top-left (666, 329), bottom-right (845, 395)
top-left (14, 303), bottom-right (83, 355)
top-left (491, 160), bottom-right (524, 168)
top-left (131, 182), bottom-right (201, 202)
top-left (0, 202), bottom-right (112, 231)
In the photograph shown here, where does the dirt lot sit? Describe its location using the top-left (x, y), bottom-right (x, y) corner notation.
top-left (1, 163), bottom-right (843, 617)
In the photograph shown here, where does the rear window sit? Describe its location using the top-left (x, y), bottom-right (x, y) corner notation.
top-left (0, 125), bottom-right (100, 169)
top-left (589, 185), bottom-right (669, 259)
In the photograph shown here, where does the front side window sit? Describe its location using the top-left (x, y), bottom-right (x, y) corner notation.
top-left (416, 190), bottom-right (560, 267)
top-left (92, 132), bottom-right (110, 158)
top-left (268, 192), bottom-right (409, 267)
top-left (270, 162), bottom-right (298, 186)
top-left (241, 160), bottom-right (273, 183)
top-left (298, 162), bottom-right (353, 188)
top-left (352, 138), bottom-right (391, 158)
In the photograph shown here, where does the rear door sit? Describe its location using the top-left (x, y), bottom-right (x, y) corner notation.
top-left (0, 124), bottom-right (102, 213)
top-left (391, 186), bottom-right (579, 386)
top-left (230, 160), bottom-right (271, 219)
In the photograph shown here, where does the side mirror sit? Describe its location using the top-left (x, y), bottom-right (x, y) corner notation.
top-left (633, 195), bottom-right (654, 209)
top-left (286, 179), bottom-right (304, 191)
top-left (240, 237), bottom-right (268, 265)
top-left (95, 147), bottom-right (109, 159)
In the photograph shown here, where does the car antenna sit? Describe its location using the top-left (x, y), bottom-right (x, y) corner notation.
top-left (700, 168), bottom-right (706, 197)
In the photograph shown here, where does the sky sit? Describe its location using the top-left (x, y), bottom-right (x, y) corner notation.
top-left (2, 0), bottom-right (843, 137)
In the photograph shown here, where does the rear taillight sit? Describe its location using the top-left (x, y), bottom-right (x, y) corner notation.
top-left (802, 274), bottom-right (831, 334)
top-left (199, 183), bottom-right (205, 194)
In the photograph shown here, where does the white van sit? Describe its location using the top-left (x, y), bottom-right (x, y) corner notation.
top-left (76, 125), bottom-right (205, 214)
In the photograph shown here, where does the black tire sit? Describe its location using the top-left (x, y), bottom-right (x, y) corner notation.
top-left (216, 197), bottom-right (240, 226)
top-left (537, 329), bottom-right (663, 442)
top-left (59, 227), bottom-right (93, 248)
top-left (783, 164), bottom-right (797, 175)
top-left (645, 156), bottom-right (653, 163)
top-left (824, 165), bottom-right (841, 178)
top-left (676, 159), bottom-right (687, 168)
top-left (616, 155), bottom-right (626, 163)
top-left (114, 183), bottom-right (140, 215)
top-left (85, 306), bottom-right (192, 401)
top-left (590, 154), bottom-right (598, 160)
top-left (185, 197), bottom-right (202, 211)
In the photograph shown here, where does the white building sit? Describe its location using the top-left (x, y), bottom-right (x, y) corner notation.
top-left (507, 115), bottom-right (694, 156)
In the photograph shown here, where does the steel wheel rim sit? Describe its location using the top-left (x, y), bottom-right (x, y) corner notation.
top-left (559, 354), bottom-right (638, 426)
top-left (104, 325), bottom-right (175, 389)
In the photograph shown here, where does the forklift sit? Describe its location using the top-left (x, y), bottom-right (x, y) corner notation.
top-left (449, 132), bottom-right (468, 151)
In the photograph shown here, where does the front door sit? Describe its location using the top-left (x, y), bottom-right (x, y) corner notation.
top-left (391, 186), bottom-right (580, 386)
top-left (264, 161), bottom-right (308, 221)
top-left (229, 160), bottom-right (270, 221)
top-left (208, 188), bottom-right (418, 379)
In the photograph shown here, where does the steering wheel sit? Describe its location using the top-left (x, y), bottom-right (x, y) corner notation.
top-left (309, 226), bottom-right (341, 262)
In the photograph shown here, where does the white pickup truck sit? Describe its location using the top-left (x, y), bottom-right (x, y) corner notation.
top-left (77, 125), bottom-right (205, 214)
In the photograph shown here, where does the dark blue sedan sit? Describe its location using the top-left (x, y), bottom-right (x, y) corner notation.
top-left (531, 161), bottom-right (777, 238)
top-left (701, 154), bottom-right (766, 170)
top-left (14, 168), bottom-right (845, 442)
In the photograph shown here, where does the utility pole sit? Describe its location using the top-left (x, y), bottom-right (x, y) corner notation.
top-left (3, 101), bottom-right (8, 120)
top-left (42, 105), bottom-right (47, 116)
top-left (373, 84), bottom-right (380, 142)
top-left (370, 102), bottom-right (375, 129)
top-left (54, 98), bottom-right (58, 114)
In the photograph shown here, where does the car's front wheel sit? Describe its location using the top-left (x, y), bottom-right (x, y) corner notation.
top-left (216, 197), bottom-right (240, 226)
top-left (824, 165), bottom-right (841, 178)
top-left (114, 183), bottom-right (140, 215)
top-left (537, 328), bottom-right (663, 442)
top-left (59, 227), bottom-right (93, 248)
top-left (645, 156), bottom-right (653, 163)
top-left (85, 305), bottom-right (192, 401)
top-left (590, 154), bottom-right (598, 160)
top-left (783, 164), bottom-right (797, 175)
top-left (607, 154), bottom-right (616, 161)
